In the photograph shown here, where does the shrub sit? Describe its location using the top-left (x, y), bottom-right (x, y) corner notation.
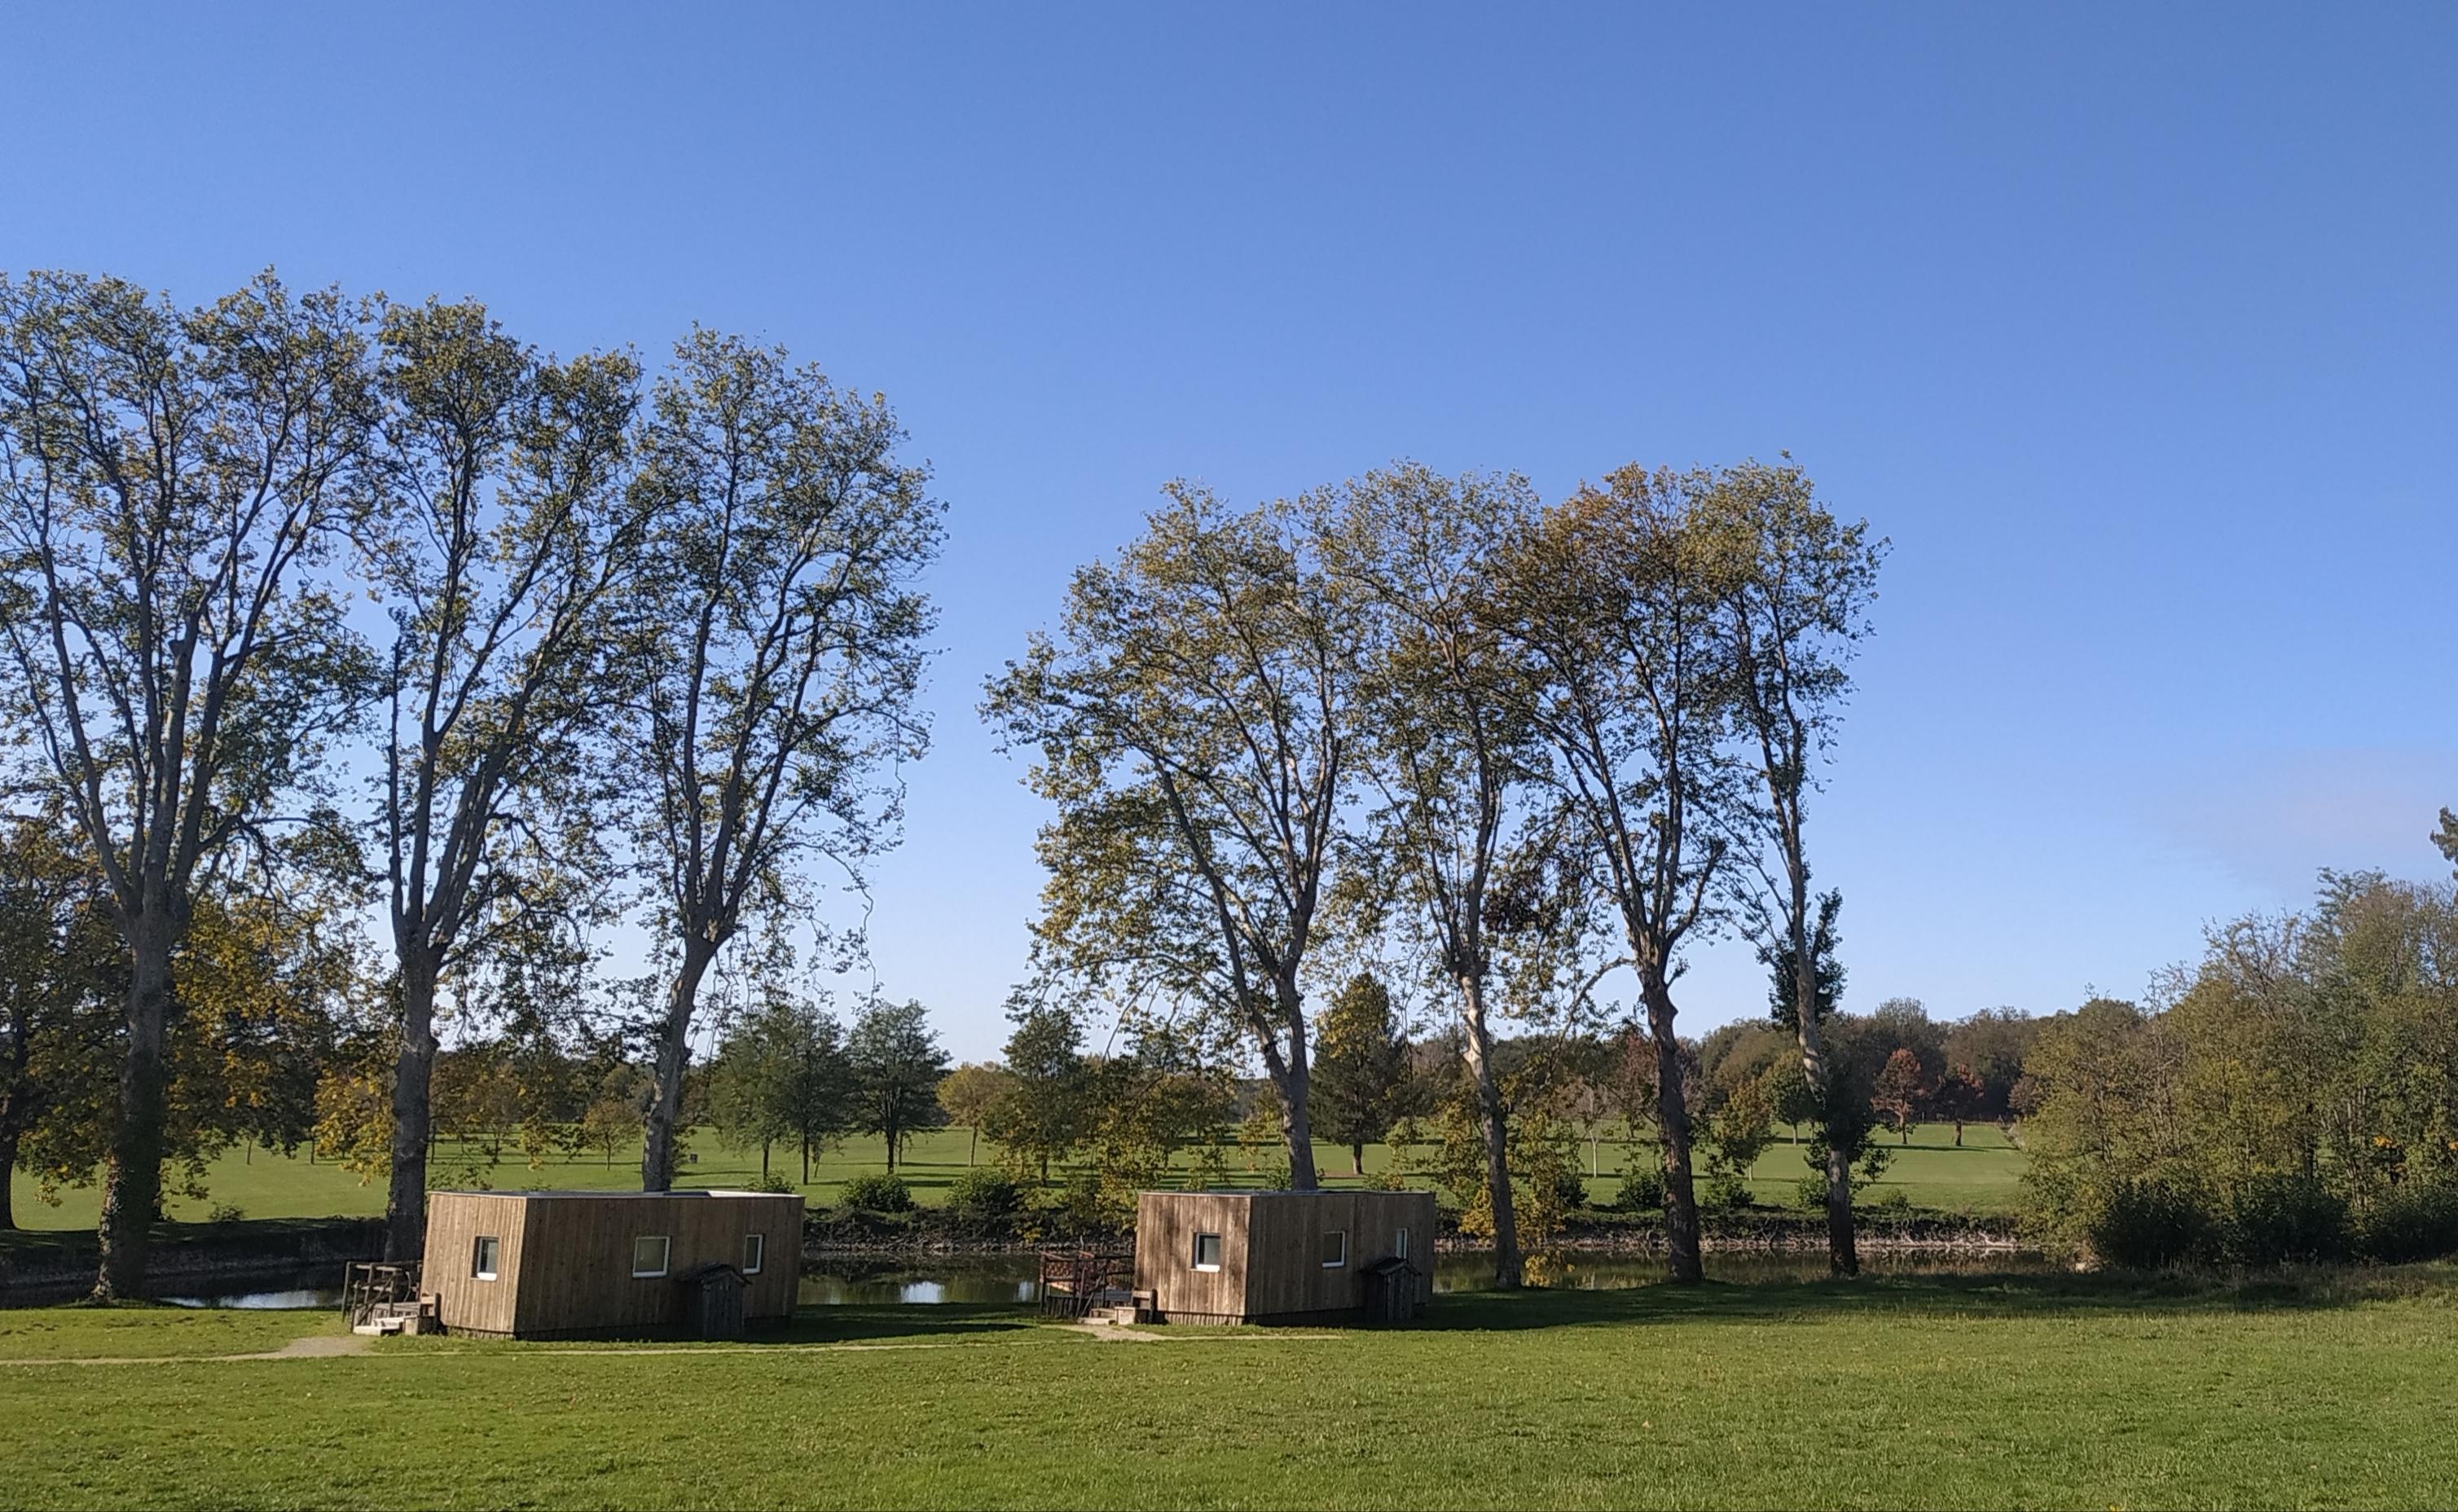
top-left (1867, 1187), bottom-right (1913, 1217)
top-left (1538, 1165), bottom-right (1590, 1215)
top-left (838, 1171), bottom-right (914, 1213)
top-left (948, 1167), bottom-right (1022, 1223)
top-left (2081, 1176), bottom-right (2217, 1269)
top-left (1793, 1175), bottom-right (1830, 1212)
top-left (2224, 1173), bottom-right (2350, 1267)
top-left (1698, 1171), bottom-right (1752, 1212)
top-left (744, 1171), bottom-right (797, 1194)
top-left (1613, 1167), bottom-right (1665, 1212)
top-left (205, 1202), bottom-right (244, 1225)
top-left (2355, 1182), bottom-right (2458, 1264)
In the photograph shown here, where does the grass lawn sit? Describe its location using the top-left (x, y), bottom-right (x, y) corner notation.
top-left (5, 1123), bottom-right (2029, 1236)
top-left (1, 1265), bottom-right (2451, 1508)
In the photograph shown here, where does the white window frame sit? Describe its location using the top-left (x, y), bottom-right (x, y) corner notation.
top-left (743, 1233), bottom-right (765, 1276)
top-left (632, 1234), bottom-right (671, 1278)
top-left (472, 1234), bottom-right (500, 1281)
top-left (1321, 1229), bottom-right (1348, 1269)
top-left (1192, 1232), bottom-right (1224, 1272)
top-left (1395, 1227), bottom-right (1409, 1261)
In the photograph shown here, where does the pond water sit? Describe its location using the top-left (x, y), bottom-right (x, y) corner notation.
top-left (156, 1248), bottom-right (2053, 1311)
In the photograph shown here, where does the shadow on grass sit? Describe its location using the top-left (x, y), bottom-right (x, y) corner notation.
top-left (1408, 1264), bottom-right (2456, 1334)
top-left (761, 1301), bottom-right (1038, 1344)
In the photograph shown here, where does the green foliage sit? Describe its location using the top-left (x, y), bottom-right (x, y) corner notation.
top-left (2354, 1183), bottom-right (2458, 1263)
top-left (947, 1167), bottom-right (1022, 1223)
top-left (1700, 1076), bottom-right (1777, 1178)
top-left (983, 996), bottom-right (1088, 1183)
top-left (1612, 1167), bottom-right (1666, 1212)
top-left (837, 1171), bottom-right (913, 1214)
top-left (847, 999), bottom-right (951, 1171)
top-left (743, 1171), bottom-right (796, 1194)
top-left (1308, 974), bottom-right (1411, 1169)
top-left (2224, 1174), bottom-right (2350, 1267)
top-left (1793, 1174), bottom-right (1830, 1211)
top-left (2079, 1176), bottom-right (2218, 1270)
top-left (1698, 1171), bottom-right (1753, 1212)
top-left (205, 1202), bottom-right (244, 1225)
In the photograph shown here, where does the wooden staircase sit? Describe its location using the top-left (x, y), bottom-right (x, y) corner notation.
top-left (1079, 1288), bottom-right (1154, 1326)
top-left (343, 1262), bottom-right (438, 1336)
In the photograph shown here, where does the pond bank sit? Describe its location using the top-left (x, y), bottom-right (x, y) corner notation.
top-left (0, 1219), bottom-right (384, 1307)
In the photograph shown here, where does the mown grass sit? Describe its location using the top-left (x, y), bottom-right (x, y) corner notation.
top-left (0, 1303), bottom-right (345, 1360)
top-left (2, 1265), bottom-right (2452, 1509)
top-left (5, 1123), bottom-right (2029, 1233)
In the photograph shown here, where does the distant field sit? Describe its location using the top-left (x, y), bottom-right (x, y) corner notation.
top-left (2, 1264), bottom-right (2451, 1509)
top-left (5, 1123), bottom-right (2029, 1233)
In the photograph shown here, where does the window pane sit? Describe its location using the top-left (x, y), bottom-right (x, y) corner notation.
top-left (744, 1233), bottom-right (765, 1275)
top-left (1193, 1232), bottom-right (1223, 1269)
top-left (632, 1235), bottom-right (670, 1277)
top-left (472, 1235), bottom-right (500, 1279)
top-left (1321, 1229), bottom-right (1346, 1268)
top-left (1395, 1228), bottom-right (1408, 1260)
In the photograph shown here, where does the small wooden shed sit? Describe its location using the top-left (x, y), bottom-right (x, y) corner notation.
top-left (1132, 1189), bottom-right (1436, 1325)
top-left (420, 1189), bottom-right (802, 1339)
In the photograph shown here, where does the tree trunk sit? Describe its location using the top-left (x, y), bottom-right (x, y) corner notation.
top-left (1459, 975), bottom-right (1521, 1289)
top-left (1788, 932), bottom-right (1858, 1278)
top-left (1955, 1120), bottom-right (1964, 1147)
top-left (0, 1125), bottom-right (19, 1230)
top-left (383, 950), bottom-right (442, 1263)
top-left (1271, 975), bottom-right (1320, 1190)
top-left (969, 1127), bottom-right (978, 1166)
top-left (642, 942), bottom-right (714, 1193)
top-left (1351, 1142), bottom-right (1365, 1177)
top-left (95, 910), bottom-right (175, 1301)
top-left (1640, 969), bottom-right (1703, 1285)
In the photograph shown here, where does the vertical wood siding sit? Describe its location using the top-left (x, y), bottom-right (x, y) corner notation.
top-left (421, 1191), bottom-right (802, 1338)
top-left (1133, 1190), bottom-right (1436, 1323)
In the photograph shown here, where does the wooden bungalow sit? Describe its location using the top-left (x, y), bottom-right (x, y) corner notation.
top-left (1132, 1189), bottom-right (1434, 1325)
top-left (418, 1189), bottom-right (802, 1339)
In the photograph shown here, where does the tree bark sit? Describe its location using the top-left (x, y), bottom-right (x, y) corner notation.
top-left (0, 1126), bottom-right (19, 1230)
top-left (1270, 978), bottom-right (1320, 1190)
top-left (1640, 969), bottom-right (1703, 1285)
top-left (95, 911), bottom-right (175, 1300)
top-left (642, 941), bottom-right (715, 1193)
top-left (383, 951), bottom-right (442, 1262)
top-left (1459, 976), bottom-right (1522, 1289)
top-left (1351, 1142), bottom-right (1365, 1177)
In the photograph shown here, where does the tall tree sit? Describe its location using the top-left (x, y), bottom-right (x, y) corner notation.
top-left (937, 1062), bottom-right (1011, 1166)
top-left (847, 997), bottom-right (948, 1172)
top-left (623, 330), bottom-right (939, 1191)
top-left (363, 298), bottom-right (646, 1259)
top-left (985, 994), bottom-right (1089, 1184)
top-left (1702, 458), bottom-right (1885, 1275)
top-left (1318, 464), bottom-right (1548, 1284)
top-left (985, 486), bottom-right (1351, 1187)
top-left (0, 271), bottom-right (374, 1296)
top-left (1492, 467), bottom-right (1737, 1283)
top-left (1308, 973), bottom-right (1412, 1179)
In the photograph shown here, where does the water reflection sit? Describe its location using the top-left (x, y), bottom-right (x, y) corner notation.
top-left (164, 1286), bottom-right (342, 1310)
top-left (147, 1249), bottom-right (2051, 1311)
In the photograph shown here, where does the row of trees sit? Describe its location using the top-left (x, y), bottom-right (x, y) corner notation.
top-left (987, 460), bottom-right (1888, 1282)
top-left (2019, 868), bottom-right (2458, 1259)
top-left (0, 270), bottom-right (939, 1294)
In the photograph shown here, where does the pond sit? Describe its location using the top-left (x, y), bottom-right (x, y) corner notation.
top-left (158, 1247), bottom-right (2056, 1310)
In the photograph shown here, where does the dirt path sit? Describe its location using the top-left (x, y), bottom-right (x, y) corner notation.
top-left (1, 1332), bottom-right (372, 1367)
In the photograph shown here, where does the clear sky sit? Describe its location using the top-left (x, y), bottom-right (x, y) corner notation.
top-left (7, 4), bottom-right (2453, 1060)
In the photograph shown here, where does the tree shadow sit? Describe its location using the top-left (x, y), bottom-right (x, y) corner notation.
top-left (758, 1301), bottom-right (1040, 1344)
top-left (1406, 1264), bottom-right (2447, 1334)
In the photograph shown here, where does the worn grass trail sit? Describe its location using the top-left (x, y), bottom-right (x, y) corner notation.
top-left (2, 1267), bottom-right (2452, 1510)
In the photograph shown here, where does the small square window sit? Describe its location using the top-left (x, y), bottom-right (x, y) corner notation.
top-left (744, 1233), bottom-right (765, 1276)
top-left (472, 1234), bottom-right (500, 1281)
top-left (1192, 1232), bottom-right (1224, 1272)
top-left (632, 1234), bottom-right (671, 1278)
top-left (1395, 1227), bottom-right (1409, 1261)
top-left (1321, 1229), bottom-right (1347, 1268)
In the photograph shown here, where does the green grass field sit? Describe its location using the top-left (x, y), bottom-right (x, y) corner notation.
top-left (2, 1264), bottom-right (2452, 1509)
top-left (5, 1123), bottom-right (2029, 1233)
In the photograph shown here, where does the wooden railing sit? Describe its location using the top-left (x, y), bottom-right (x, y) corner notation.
top-left (341, 1261), bottom-right (421, 1327)
top-left (1036, 1245), bottom-right (1133, 1318)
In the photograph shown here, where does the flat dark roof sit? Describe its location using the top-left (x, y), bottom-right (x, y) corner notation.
top-left (429, 1189), bottom-right (789, 1199)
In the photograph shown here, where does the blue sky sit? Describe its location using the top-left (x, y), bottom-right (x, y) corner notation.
top-left (7, 5), bottom-right (2453, 1059)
